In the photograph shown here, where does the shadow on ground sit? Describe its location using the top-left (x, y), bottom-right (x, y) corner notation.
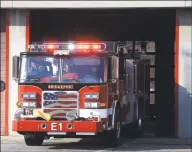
top-left (44, 138), bottom-right (118, 150)
top-left (43, 137), bottom-right (191, 151)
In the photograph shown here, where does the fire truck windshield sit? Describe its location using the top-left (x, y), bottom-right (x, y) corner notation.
top-left (19, 55), bottom-right (107, 83)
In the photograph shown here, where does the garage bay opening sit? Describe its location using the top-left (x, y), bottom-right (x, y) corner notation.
top-left (30, 9), bottom-right (176, 138)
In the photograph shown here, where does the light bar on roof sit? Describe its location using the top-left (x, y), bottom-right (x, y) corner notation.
top-left (75, 43), bottom-right (103, 50)
top-left (28, 42), bottom-right (106, 53)
top-left (28, 44), bottom-right (59, 49)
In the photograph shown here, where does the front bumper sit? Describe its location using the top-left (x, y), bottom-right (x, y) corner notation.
top-left (12, 120), bottom-right (104, 133)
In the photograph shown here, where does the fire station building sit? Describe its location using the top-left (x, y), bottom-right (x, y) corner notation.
top-left (0, 1), bottom-right (192, 138)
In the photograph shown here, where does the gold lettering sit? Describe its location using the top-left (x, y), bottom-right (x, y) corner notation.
top-left (48, 85), bottom-right (74, 90)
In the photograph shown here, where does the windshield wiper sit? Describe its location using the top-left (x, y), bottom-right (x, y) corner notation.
top-left (72, 78), bottom-right (80, 82)
top-left (25, 75), bottom-right (40, 82)
top-left (63, 77), bottom-right (80, 82)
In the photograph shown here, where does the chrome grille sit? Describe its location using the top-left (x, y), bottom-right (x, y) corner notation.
top-left (42, 91), bottom-right (79, 119)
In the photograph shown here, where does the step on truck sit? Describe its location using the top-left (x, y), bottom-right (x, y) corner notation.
top-left (12, 41), bottom-right (150, 146)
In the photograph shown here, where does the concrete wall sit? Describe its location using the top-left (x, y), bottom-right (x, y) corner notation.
top-left (8, 10), bottom-right (28, 135)
top-left (177, 9), bottom-right (192, 138)
top-left (1, 1), bottom-right (192, 8)
top-left (0, 10), bottom-right (7, 136)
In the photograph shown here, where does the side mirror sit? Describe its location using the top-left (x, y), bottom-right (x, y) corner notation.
top-left (12, 56), bottom-right (20, 82)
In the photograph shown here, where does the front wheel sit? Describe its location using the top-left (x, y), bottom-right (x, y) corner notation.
top-left (104, 108), bottom-right (123, 147)
top-left (110, 120), bottom-right (122, 146)
top-left (24, 132), bottom-right (45, 146)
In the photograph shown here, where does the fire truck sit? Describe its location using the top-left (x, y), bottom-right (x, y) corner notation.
top-left (12, 41), bottom-right (150, 146)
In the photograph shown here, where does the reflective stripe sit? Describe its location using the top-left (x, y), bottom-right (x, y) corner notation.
top-left (47, 132), bottom-right (96, 135)
top-left (76, 132), bottom-right (96, 135)
top-left (47, 132), bottom-right (66, 135)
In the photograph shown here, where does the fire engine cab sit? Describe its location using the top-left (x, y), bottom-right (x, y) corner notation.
top-left (12, 41), bottom-right (150, 146)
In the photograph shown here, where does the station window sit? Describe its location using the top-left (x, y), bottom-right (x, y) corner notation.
top-left (150, 94), bottom-right (155, 104)
top-left (150, 80), bottom-right (155, 92)
top-left (150, 68), bottom-right (155, 78)
top-left (147, 55), bottom-right (155, 65)
top-left (146, 41), bottom-right (155, 53)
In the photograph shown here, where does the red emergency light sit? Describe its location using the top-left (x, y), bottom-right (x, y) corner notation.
top-left (44, 44), bottom-right (59, 50)
top-left (76, 44), bottom-right (102, 50)
top-left (47, 44), bottom-right (54, 50)
top-left (28, 42), bottom-right (106, 54)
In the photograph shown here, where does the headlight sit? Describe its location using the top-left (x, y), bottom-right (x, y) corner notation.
top-left (22, 93), bottom-right (36, 99)
top-left (84, 102), bottom-right (100, 108)
top-left (21, 102), bottom-right (37, 108)
top-left (84, 94), bottom-right (92, 99)
top-left (66, 111), bottom-right (76, 121)
top-left (29, 93), bottom-right (36, 99)
top-left (22, 93), bottom-right (29, 98)
top-left (84, 93), bottom-right (99, 99)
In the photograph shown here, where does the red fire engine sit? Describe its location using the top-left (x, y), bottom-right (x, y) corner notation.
top-left (12, 41), bottom-right (150, 146)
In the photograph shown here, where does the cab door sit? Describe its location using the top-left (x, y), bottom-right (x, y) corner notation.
top-left (124, 59), bottom-right (138, 123)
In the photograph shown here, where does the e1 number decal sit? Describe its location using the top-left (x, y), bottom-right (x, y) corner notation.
top-left (51, 123), bottom-right (62, 131)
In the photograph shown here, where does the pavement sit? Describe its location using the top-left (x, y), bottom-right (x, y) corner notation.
top-left (1, 134), bottom-right (192, 152)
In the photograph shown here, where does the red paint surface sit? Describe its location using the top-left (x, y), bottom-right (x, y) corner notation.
top-left (12, 120), bottom-right (104, 132)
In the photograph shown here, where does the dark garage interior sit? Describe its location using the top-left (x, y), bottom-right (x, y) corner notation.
top-left (30, 9), bottom-right (176, 137)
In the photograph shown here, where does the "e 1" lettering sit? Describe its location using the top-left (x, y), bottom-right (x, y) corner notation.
top-left (51, 123), bottom-right (62, 131)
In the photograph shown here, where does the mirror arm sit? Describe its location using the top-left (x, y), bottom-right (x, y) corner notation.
top-left (12, 55), bottom-right (20, 82)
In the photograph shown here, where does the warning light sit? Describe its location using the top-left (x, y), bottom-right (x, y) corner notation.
top-left (76, 45), bottom-right (83, 49)
top-left (93, 45), bottom-right (101, 49)
top-left (84, 45), bottom-right (89, 49)
top-left (47, 45), bottom-right (54, 49)
top-left (68, 44), bottom-right (75, 50)
top-left (28, 42), bottom-right (106, 53)
top-left (76, 44), bottom-right (102, 51)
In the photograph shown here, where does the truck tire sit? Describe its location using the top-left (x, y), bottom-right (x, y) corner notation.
top-left (123, 98), bottom-right (144, 138)
top-left (24, 133), bottom-right (45, 146)
top-left (104, 107), bottom-right (123, 147)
